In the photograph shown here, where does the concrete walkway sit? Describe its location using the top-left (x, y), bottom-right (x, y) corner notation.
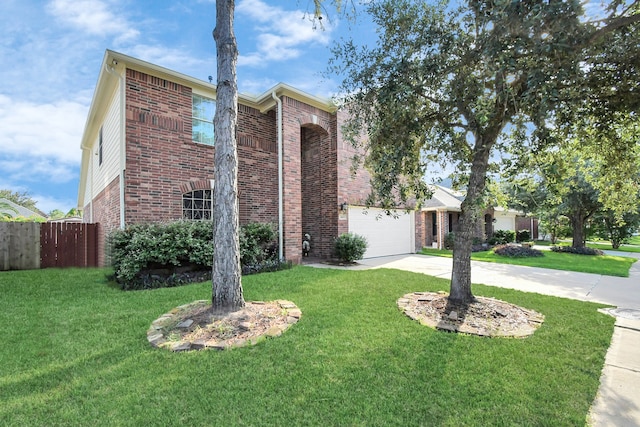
top-left (308, 251), bottom-right (640, 426)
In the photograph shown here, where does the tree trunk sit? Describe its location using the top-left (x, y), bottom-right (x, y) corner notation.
top-left (450, 136), bottom-right (492, 304)
top-left (570, 212), bottom-right (586, 248)
top-left (212, 0), bottom-right (245, 313)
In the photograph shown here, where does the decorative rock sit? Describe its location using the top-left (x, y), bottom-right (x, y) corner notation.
top-left (448, 311), bottom-right (459, 321)
top-left (278, 300), bottom-right (297, 309)
top-left (191, 339), bottom-right (207, 350)
top-left (148, 333), bottom-right (166, 347)
top-left (266, 326), bottom-right (283, 337)
top-left (238, 322), bottom-right (252, 331)
top-left (176, 319), bottom-right (194, 329)
top-left (437, 323), bottom-right (458, 332)
top-left (171, 341), bottom-right (192, 352)
top-left (287, 309), bottom-right (302, 318)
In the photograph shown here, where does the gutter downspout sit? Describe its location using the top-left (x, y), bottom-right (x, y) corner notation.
top-left (272, 91), bottom-right (284, 261)
top-left (105, 62), bottom-right (126, 229)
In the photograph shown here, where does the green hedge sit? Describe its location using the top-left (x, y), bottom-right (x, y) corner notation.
top-left (488, 229), bottom-right (515, 245)
top-left (108, 221), bottom-right (283, 290)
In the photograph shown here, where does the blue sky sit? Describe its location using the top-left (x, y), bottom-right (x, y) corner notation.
top-left (0, 0), bottom-right (371, 215)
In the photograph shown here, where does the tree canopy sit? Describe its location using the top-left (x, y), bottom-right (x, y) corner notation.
top-left (330, 0), bottom-right (640, 303)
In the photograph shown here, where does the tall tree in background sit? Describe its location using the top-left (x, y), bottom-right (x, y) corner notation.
top-left (212, 0), bottom-right (244, 313)
top-left (331, 0), bottom-right (640, 304)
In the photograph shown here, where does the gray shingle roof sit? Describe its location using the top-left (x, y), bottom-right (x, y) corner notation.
top-left (0, 198), bottom-right (44, 218)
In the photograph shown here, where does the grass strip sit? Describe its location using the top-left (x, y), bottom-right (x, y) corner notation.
top-left (420, 247), bottom-right (636, 277)
top-left (0, 267), bottom-right (614, 426)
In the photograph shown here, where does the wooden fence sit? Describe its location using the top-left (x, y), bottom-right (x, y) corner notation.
top-left (0, 222), bottom-right (98, 270)
top-left (0, 222), bottom-right (41, 270)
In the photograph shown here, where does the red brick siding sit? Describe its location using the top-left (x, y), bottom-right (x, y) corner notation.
top-left (85, 175), bottom-right (121, 266)
top-left (123, 69), bottom-right (278, 227)
top-left (281, 96), bottom-right (339, 262)
top-left (415, 211), bottom-right (425, 251)
top-left (237, 105), bottom-right (278, 225)
top-left (301, 124), bottom-right (337, 258)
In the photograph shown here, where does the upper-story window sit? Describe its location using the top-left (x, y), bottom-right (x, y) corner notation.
top-left (192, 94), bottom-right (215, 145)
top-left (98, 126), bottom-right (104, 166)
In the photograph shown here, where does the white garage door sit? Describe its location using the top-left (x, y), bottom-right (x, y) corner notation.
top-left (494, 213), bottom-right (515, 233)
top-left (348, 207), bottom-right (415, 258)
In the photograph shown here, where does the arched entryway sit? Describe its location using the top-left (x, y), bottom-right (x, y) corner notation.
top-left (300, 124), bottom-right (334, 259)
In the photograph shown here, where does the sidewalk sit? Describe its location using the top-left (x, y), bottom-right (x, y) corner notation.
top-left (308, 252), bottom-right (640, 426)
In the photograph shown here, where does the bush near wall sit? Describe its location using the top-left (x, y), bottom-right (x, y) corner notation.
top-left (333, 233), bottom-right (368, 263)
top-left (109, 221), bottom-right (284, 290)
top-left (516, 229), bottom-right (531, 243)
top-left (488, 230), bottom-right (516, 245)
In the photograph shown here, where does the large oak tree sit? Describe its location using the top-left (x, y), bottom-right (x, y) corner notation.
top-left (331, 0), bottom-right (640, 304)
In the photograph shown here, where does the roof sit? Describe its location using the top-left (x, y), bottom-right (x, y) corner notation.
top-left (420, 186), bottom-right (523, 215)
top-left (421, 186), bottom-right (465, 211)
top-left (0, 198), bottom-right (45, 219)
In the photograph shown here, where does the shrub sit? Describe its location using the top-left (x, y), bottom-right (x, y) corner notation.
top-left (240, 222), bottom-right (278, 265)
top-left (516, 229), bottom-right (531, 243)
top-left (488, 230), bottom-right (515, 245)
top-left (108, 221), bottom-right (214, 289)
top-left (334, 232), bottom-right (368, 263)
top-left (109, 220), bottom-right (281, 290)
top-left (444, 232), bottom-right (455, 250)
top-left (550, 246), bottom-right (604, 256)
top-left (494, 244), bottom-right (543, 258)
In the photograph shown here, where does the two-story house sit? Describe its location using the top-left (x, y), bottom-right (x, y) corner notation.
top-left (78, 50), bottom-right (418, 266)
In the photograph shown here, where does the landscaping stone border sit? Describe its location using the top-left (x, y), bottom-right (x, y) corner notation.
top-left (147, 299), bottom-right (302, 352)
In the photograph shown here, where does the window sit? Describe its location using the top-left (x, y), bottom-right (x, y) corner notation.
top-left (183, 190), bottom-right (213, 220)
top-left (431, 212), bottom-right (437, 236)
top-left (98, 126), bottom-right (103, 166)
top-left (192, 94), bottom-right (215, 145)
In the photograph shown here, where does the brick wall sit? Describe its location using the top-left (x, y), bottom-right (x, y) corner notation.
top-left (123, 69), bottom-right (278, 227)
top-left (86, 176), bottom-right (121, 266)
top-left (281, 96), bottom-right (339, 262)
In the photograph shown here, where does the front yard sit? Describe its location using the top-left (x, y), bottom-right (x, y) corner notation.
top-left (420, 247), bottom-right (637, 277)
top-left (1, 267), bottom-right (614, 426)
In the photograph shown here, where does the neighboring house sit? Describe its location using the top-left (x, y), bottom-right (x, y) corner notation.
top-left (415, 186), bottom-right (538, 249)
top-left (0, 198), bottom-right (45, 220)
top-left (77, 50), bottom-right (417, 266)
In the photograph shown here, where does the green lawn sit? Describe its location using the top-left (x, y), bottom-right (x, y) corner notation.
top-left (420, 247), bottom-right (636, 277)
top-left (535, 239), bottom-right (640, 253)
top-left (1, 267), bottom-right (614, 426)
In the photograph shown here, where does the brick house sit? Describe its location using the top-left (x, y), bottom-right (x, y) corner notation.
top-left (78, 50), bottom-right (417, 266)
top-left (415, 186), bottom-right (538, 249)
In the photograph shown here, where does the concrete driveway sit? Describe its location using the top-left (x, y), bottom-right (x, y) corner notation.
top-left (351, 251), bottom-right (640, 310)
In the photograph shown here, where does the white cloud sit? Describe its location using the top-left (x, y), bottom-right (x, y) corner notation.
top-left (0, 95), bottom-right (86, 166)
top-left (236, 0), bottom-right (334, 67)
top-left (31, 192), bottom-right (78, 214)
top-left (47, 0), bottom-right (139, 42)
top-left (127, 44), bottom-right (212, 76)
